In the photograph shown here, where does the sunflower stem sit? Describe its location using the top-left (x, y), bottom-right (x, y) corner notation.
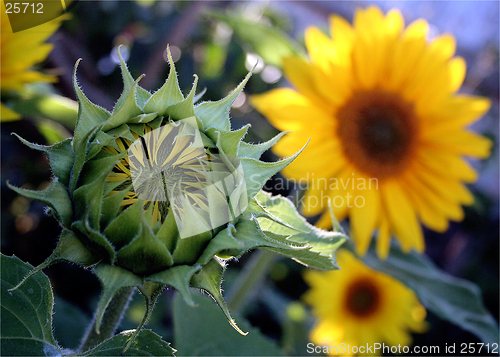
top-left (226, 250), bottom-right (277, 313)
top-left (78, 287), bottom-right (135, 353)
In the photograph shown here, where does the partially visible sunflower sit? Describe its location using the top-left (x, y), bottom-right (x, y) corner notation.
top-left (252, 6), bottom-right (492, 258)
top-left (303, 249), bottom-right (427, 356)
top-left (104, 118), bottom-right (244, 236)
top-left (1, 3), bottom-right (67, 120)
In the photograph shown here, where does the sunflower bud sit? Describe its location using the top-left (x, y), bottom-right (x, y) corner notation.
top-left (8, 48), bottom-right (345, 344)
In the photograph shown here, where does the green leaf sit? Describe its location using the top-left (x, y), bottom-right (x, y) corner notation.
top-left (362, 244), bottom-right (500, 344)
top-left (173, 292), bottom-right (283, 356)
top-left (231, 216), bottom-right (304, 255)
top-left (255, 191), bottom-right (346, 270)
top-left (81, 329), bottom-right (175, 356)
top-left (208, 10), bottom-right (306, 68)
top-left (52, 296), bottom-right (90, 350)
top-left (1, 254), bottom-right (61, 356)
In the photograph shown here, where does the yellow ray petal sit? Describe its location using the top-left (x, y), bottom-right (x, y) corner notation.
top-left (416, 148), bottom-right (479, 183)
top-left (404, 169), bottom-right (465, 221)
top-left (251, 88), bottom-right (334, 132)
top-left (350, 184), bottom-right (380, 256)
top-left (328, 14), bottom-right (355, 66)
top-left (448, 57), bottom-right (466, 92)
top-left (423, 95), bottom-right (491, 131)
top-left (402, 178), bottom-right (449, 232)
top-left (381, 180), bottom-right (424, 253)
top-left (304, 27), bottom-right (337, 73)
top-left (376, 213), bottom-right (392, 259)
top-left (424, 130), bottom-right (492, 158)
top-left (282, 56), bottom-right (328, 107)
top-left (0, 102), bottom-right (21, 121)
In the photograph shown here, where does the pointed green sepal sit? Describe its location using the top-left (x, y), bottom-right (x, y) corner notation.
top-left (73, 172), bottom-right (108, 229)
top-left (70, 124), bottom-right (104, 192)
top-left (116, 219), bottom-right (174, 276)
top-left (147, 264), bottom-right (202, 307)
top-left (155, 208), bottom-right (179, 253)
top-left (7, 178), bottom-right (73, 228)
top-left (195, 70), bottom-right (253, 132)
top-left (171, 229), bottom-right (212, 266)
top-left (86, 126), bottom-right (129, 161)
top-left (103, 201), bottom-right (143, 250)
top-left (72, 59), bottom-right (111, 149)
top-left (166, 75), bottom-right (198, 120)
top-left (72, 217), bottom-right (116, 264)
top-left (143, 46), bottom-right (184, 114)
top-left (8, 229), bottom-right (100, 292)
top-left (240, 141), bottom-right (306, 201)
top-left (103, 76), bottom-right (145, 131)
top-left (190, 258), bottom-right (247, 336)
top-left (12, 134), bottom-right (74, 187)
top-left (238, 131), bottom-right (289, 160)
top-left (93, 263), bottom-right (143, 333)
top-left (100, 183), bottom-right (133, 231)
top-left (115, 46), bottom-right (152, 110)
top-left (50, 229), bottom-right (101, 267)
top-left (122, 281), bottom-right (165, 353)
top-left (196, 224), bottom-right (245, 265)
top-left (127, 112), bottom-right (158, 125)
top-left (206, 124), bottom-right (250, 157)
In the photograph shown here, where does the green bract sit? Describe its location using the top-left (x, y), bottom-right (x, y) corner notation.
top-left (8, 48), bottom-right (346, 346)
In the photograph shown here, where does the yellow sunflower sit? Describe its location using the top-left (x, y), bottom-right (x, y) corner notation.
top-left (252, 6), bottom-right (492, 258)
top-left (303, 249), bottom-right (427, 356)
top-left (1, 2), bottom-right (67, 121)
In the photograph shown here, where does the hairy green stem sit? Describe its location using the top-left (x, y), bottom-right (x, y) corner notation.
top-left (78, 287), bottom-right (135, 353)
top-left (226, 250), bottom-right (277, 313)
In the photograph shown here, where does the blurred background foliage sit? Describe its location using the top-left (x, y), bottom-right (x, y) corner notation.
top-left (1, 1), bottom-right (498, 355)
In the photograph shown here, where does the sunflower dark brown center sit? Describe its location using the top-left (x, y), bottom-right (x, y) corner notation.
top-left (336, 89), bottom-right (418, 179)
top-left (344, 277), bottom-right (381, 318)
